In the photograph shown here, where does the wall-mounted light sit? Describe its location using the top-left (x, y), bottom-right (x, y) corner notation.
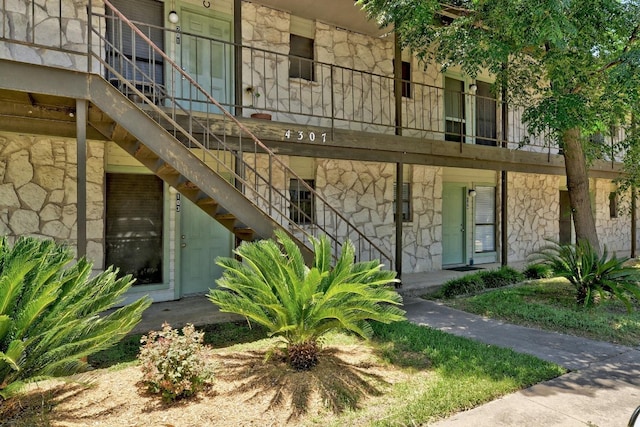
top-left (469, 82), bottom-right (478, 94)
top-left (468, 189), bottom-right (477, 197)
top-left (168, 10), bottom-right (179, 24)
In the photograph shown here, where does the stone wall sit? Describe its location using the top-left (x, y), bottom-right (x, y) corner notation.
top-left (315, 159), bottom-right (443, 273)
top-left (0, 0), bottom-right (92, 71)
top-left (507, 172), bottom-right (559, 261)
top-left (594, 179), bottom-right (633, 254)
top-left (240, 2), bottom-right (397, 132)
top-left (403, 165), bottom-right (442, 271)
top-left (0, 131), bottom-right (104, 268)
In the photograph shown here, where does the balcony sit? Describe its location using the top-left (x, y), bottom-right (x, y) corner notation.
top-left (0, 1), bottom-right (624, 178)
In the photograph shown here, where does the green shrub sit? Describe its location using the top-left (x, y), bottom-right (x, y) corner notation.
top-left (531, 239), bottom-right (640, 309)
top-left (478, 267), bottom-right (524, 289)
top-left (438, 266), bottom-right (524, 298)
top-left (0, 236), bottom-right (151, 399)
top-left (208, 230), bottom-right (405, 371)
top-left (139, 323), bottom-right (213, 401)
top-left (439, 275), bottom-right (484, 298)
top-left (523, 263), bottom-right (555, 279)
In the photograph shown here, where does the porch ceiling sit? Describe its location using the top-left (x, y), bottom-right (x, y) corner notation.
top-left (249, 0), bottom-right (390, 37)
top-left (0, 87), bottom-right (108, 141)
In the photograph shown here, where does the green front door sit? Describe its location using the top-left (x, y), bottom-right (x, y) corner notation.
top-left (178, 7), bottom-right (233, 112)
top-left (442, 183), bottom-right (466, 265)
top-left (180, 197), bottom-right (232, 296)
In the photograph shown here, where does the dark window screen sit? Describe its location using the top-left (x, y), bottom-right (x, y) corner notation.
top-left (289, 34), bottom-right (315, 81)
top-left (476, 81), bottom-right (497, 146)
top-left (106, 173), bottom-right (163, 285)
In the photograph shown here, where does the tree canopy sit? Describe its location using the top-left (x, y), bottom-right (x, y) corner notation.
top-left (358, 0), bottom-right (640, 249)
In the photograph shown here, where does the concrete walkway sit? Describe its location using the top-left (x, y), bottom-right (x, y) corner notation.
top-left (404, 297), bottom-right (640, 426)
top-left (130, 273), bottom-right (640, 426)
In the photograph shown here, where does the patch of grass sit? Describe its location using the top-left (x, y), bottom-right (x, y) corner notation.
top-left (8, 321), bottom-right (563, 427)
top-left (446, 279), bottom-right (640, 346)
top-left (88, 321), bottom-right (267, 369)
top-left (328, 321), bottom-right (564, 426)
top-left (434, 266), bottom-right (524, 298)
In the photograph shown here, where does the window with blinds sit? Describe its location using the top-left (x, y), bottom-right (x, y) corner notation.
top-left (445, 77), bottom-right (465, 142)
top-left (105, 0), bottom-right (165, 86)
top-left (474, 186), bottom-right (495, 253)
top-left (393, 182), bottom-right (412, 222)
top-left (289, 179), bottom-right (315, 224)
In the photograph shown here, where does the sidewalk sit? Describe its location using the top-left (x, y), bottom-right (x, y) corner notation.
top-left (404, 297), bottom-right (640, 426)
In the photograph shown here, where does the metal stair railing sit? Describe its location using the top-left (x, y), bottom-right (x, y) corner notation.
top-left (89, 0), bottom-right (394, 269)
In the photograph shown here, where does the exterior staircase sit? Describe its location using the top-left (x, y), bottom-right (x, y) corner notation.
top-left (84, 0), bottom-right (393, 268)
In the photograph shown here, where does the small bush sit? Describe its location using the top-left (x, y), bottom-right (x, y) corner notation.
top-left (139, 323), bottom-right (213, 401)
top-left (439, 275), bottom-right (484, 298)
top-left (438, 266), bottom-right (524, 298)
top-left (523, 263), bottom-right (554, 279)
top-left (478, 267), bottom-right (524, 289)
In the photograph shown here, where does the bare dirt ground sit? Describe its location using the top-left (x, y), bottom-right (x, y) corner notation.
top-left (2, 344), bottom-right (420, 427)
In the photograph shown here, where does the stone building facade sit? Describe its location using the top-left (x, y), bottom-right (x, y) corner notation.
top-left (0, 0), bottom-right (637, 303)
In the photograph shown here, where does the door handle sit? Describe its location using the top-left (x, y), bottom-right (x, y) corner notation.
top-left (181, 243), bottom-right (187, 248)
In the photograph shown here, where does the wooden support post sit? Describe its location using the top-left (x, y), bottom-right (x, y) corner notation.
top-left (501, 63), bottom-right (509, 266)
top-left (395, 161), bottom-right (403, 284)
top-left (632, 188), bottom-right (637, 258)
top-left (76, 99), bottom-right (87, 259)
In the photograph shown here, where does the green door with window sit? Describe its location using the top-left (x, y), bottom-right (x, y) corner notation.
top-left (178, 7), bottom-right (233, 112)
top-left (442, 183), bottom-right (466, 265)
top-left (179, 197), bottom-right (232, 296)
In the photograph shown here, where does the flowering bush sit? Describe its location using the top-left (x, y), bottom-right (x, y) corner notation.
top-left (138, 323), bottom-right (212, 401)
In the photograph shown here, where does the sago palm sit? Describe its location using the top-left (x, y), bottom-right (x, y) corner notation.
top-left (532, 239), bottom-right (640, 310)
top-left (0, 236), bottom-right (151, 399)
top-left (208, 231), bottom-right (405, 370)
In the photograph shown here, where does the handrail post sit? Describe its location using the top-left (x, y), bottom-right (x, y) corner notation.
top-left (86, 1), bottom-right (92, 73)
top-left (330, 65), bottom-right (335, 140)
top-left (394, 34), bottom-right (403, 137)
top-left (233, 0), bottom-right (243, 117)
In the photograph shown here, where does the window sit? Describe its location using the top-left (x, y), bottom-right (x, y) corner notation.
top-left (393, 182), bottom-right (412, 222)
top-left (106, 0), bottom-right (165, 86)
top-left (105, 173), bottom-right (163, 284)
top-left (474, 186), bottom-right (495, 253)
top-left (394, 60), bottom-right (412, 98)
top-left (610, 192), bottom-right (618, 218)
top-left (445, 77), bottom-right (465, 142)
top-left (289, 178), bottom-right (315, 224)
top-left (401, 61), bottom-right (412, 98)
top-left (475, 81), bottom-right (497, 146)
top-left (289, 34), bottom-right (315, 81)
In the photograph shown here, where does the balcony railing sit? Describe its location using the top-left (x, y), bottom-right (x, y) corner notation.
top-left (0, 0), bottom-right (623, 160)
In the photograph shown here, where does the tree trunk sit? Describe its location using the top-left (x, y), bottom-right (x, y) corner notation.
top-left (561, 127), bottom-right (600, 252)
